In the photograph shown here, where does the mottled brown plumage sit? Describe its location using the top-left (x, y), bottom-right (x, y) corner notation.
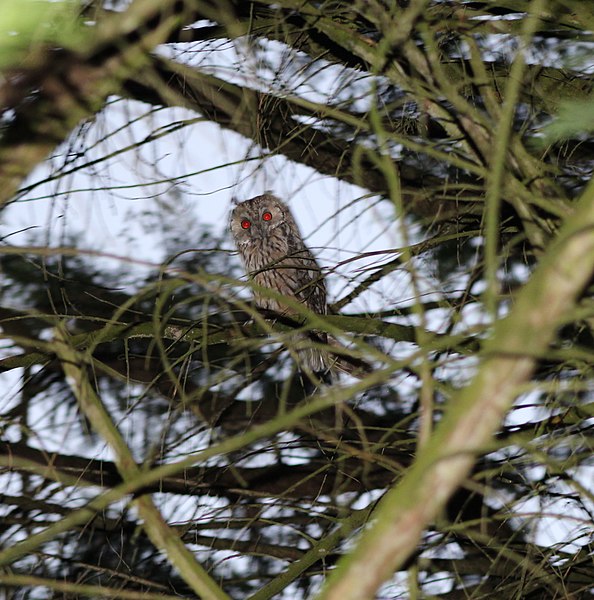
top-left (230, 194), bottom-right (329, 374)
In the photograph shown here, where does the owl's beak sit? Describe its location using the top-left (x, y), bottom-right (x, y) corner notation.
top-left (250, 223), bottom-right (266, 240)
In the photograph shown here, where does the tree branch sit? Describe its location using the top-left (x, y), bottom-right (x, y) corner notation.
top-left (319, 177), bottom-right (594, 598)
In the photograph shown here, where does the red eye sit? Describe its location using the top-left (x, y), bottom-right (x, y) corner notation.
top-left (241, 219), bottom-right (251, 229)
top-left (262, 211), bottom-right (272, 221)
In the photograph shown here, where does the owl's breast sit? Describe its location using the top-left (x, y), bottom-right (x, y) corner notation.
top-left (242, 225), bottom-right (292, 273)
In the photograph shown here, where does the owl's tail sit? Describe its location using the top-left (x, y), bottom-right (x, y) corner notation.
top-left (294, 331), bottom-right (333, 384)
top-left (299, 347), bottom-right (332, 379)
top-left (297, 333), bottom-right (372, 384)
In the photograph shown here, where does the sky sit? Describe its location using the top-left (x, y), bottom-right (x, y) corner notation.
top-left (1, 96), bottom-right (411, 312)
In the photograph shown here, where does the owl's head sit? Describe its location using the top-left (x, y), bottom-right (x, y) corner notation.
top-left (230, 194), bottom-right (290, 246)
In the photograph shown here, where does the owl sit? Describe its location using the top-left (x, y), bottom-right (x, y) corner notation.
top-left (230, 194), bottom-right (330, 376)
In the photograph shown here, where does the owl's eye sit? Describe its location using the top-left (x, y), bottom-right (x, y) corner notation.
top-left (241, 219), bottom-right (251, 229)
top-left (262, 211), bottom-right (272, 221)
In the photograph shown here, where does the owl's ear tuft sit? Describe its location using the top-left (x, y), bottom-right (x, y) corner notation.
top-left (231, 196), bottom-right (240, 206)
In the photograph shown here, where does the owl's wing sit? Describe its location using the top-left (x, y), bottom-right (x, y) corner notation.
top-left (291, 249), bottom-right (327, 315)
